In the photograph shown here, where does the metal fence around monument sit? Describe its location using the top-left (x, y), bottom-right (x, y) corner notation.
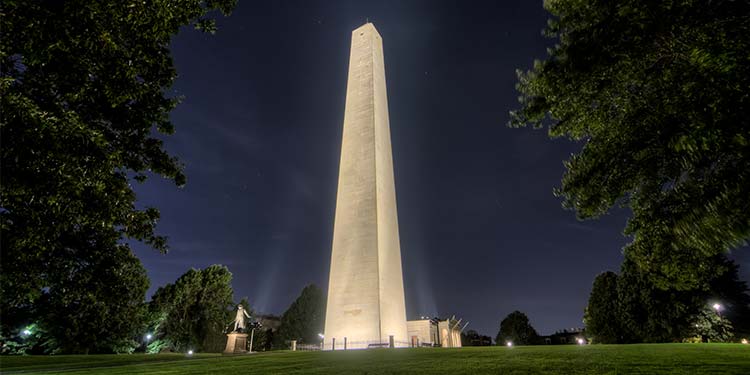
top-left (295, 344), bottom-right (322, 351)
top-left (322, 339), bottom-right (412, 351)
top-left (291, 339), bottom-right (425, 351)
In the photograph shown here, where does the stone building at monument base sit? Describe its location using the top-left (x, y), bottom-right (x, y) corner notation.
top-left (406, 317), bottom-right (464, 348)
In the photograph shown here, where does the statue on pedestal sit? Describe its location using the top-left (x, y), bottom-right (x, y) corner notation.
top-left (224, 304), bottom-right (251, 354)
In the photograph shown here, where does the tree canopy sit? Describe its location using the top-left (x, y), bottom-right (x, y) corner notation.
top-left (495, 310), bottom-right (539, 346)
top-left (147, 265), bottom-right (235, 353)
top-left (584, 271), bottom-right (623, 344)
top-left (584, 255), bottom-right (749, 343)
top-left (0, 0), bottom-right (235, 352)
top-left (511, 0), bottom-right (750, 289)
top-left (275, 285), bottom-right (325, 346)
top-left (1, 243), bottom-right (149, 354)
top-left (686, 306), bottom-right (734, 343)
top-left (0, 0), bottom-right (234, 340)
top-left (461, 329), bottom-right (492, 346)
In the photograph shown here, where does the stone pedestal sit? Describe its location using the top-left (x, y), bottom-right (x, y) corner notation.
top-left (223, 332), bottom-right (248, 354)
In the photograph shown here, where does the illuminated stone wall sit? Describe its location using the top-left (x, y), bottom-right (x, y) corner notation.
top-left (438, 320), bottom-right (463, 348)
top-left (407, 320), bottom-right (438, 347)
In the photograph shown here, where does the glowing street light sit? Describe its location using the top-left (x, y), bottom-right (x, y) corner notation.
top-left (712, 303), bottom-right (722, 311)
top-left (22, 329), bottom-right (31, 336)
top-left (318, 333), bottom-right (325, 339)
top-left (145, 333), bottom-right (152, 340)
top-left (577, 338), bottom-right (585, 345)
top-left (506, 341), bottom-right (513, 347)
top-left (187, 350), bottom-right (194, 356)
top-left (741, 338), bottom-right (748, 345)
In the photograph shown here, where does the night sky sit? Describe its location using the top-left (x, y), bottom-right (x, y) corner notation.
top-left (131, 0), bottom-right (750, 337)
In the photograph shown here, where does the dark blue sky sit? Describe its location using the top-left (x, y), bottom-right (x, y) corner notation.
top-left (131, 0), bottom-right (750, 337)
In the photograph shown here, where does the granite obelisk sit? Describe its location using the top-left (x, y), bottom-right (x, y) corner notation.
top-left (324, 23), bottom-right (408, 349)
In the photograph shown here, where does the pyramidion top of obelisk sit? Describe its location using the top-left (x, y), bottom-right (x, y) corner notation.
top-left (353, 22), bottom-right (382, 38)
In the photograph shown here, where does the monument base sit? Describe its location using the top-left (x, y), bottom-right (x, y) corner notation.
top-left (223, 332), bottom-right (248, 354)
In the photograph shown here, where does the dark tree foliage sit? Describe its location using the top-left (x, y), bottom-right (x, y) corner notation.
top-left (147, 265), bottom-right (234, 353)
top-left (275, 285), bottom-right (325, 346)
top-left (686, 306), bottom-right (734, 343)
top-left (495, 311), bottom-right (539, 346)
top-left (617, 257), bottom-right (704, 343)
top-left (461, 329), bottom-right (492, 346)
top-left (704, 258), bottom-right (750, 339)
top-left (615, 255), bottom-right (749, 343)
top-left (38, 244), bottom-right (150, 354)
top-left (1, 243), bottom-right (149, 354)
top-left (511, 0), bottom-right (750, 289)
top-left (254, 328), bottom-right (274, 352)
top-left (0, 0), bottom-right (235, 348)
top-left (584, 271), bottom-right (623, 344)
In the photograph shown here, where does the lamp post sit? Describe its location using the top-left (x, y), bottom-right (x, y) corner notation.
top-left (248, 321), bottom-right (262, 353)
top-left (318, 333), bottom-right (324, 350)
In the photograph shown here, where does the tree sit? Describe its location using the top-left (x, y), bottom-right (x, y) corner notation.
top-left (511, 0), bottom-right (750, 290)
top-left (147, 265), bottom-right (234, 353)
top-left (617, 257), bottom-right (703, 342)
top-left (249, 324), bottom-right (273, 352)
top-left (1, 242), bottom-right (149, 354)
top-left (461, 330), bottom-right (492, 346)
top-left (584, 272), bottom-right (623, 344)
top-left (275, 285), bottom-right (325, 346)
top-left (38, 243), bottom-right (150, 354)
top-left (496, 311), bottom-right (539, 345)
top-left (704, 257), bottom-right (750, 339)
top-left (686, 306), bottom-right (734, 343)
top-left (614, 255), bottom-right (749, 343)
top-left (0, 0), bottom-right (236, 345)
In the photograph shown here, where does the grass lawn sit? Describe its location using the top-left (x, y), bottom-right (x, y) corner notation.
top-left (1, 344), bottom-right (748, 374)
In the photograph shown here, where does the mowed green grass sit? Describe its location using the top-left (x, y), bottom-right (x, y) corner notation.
top-left (1, 344), bottom-right (749, 374)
